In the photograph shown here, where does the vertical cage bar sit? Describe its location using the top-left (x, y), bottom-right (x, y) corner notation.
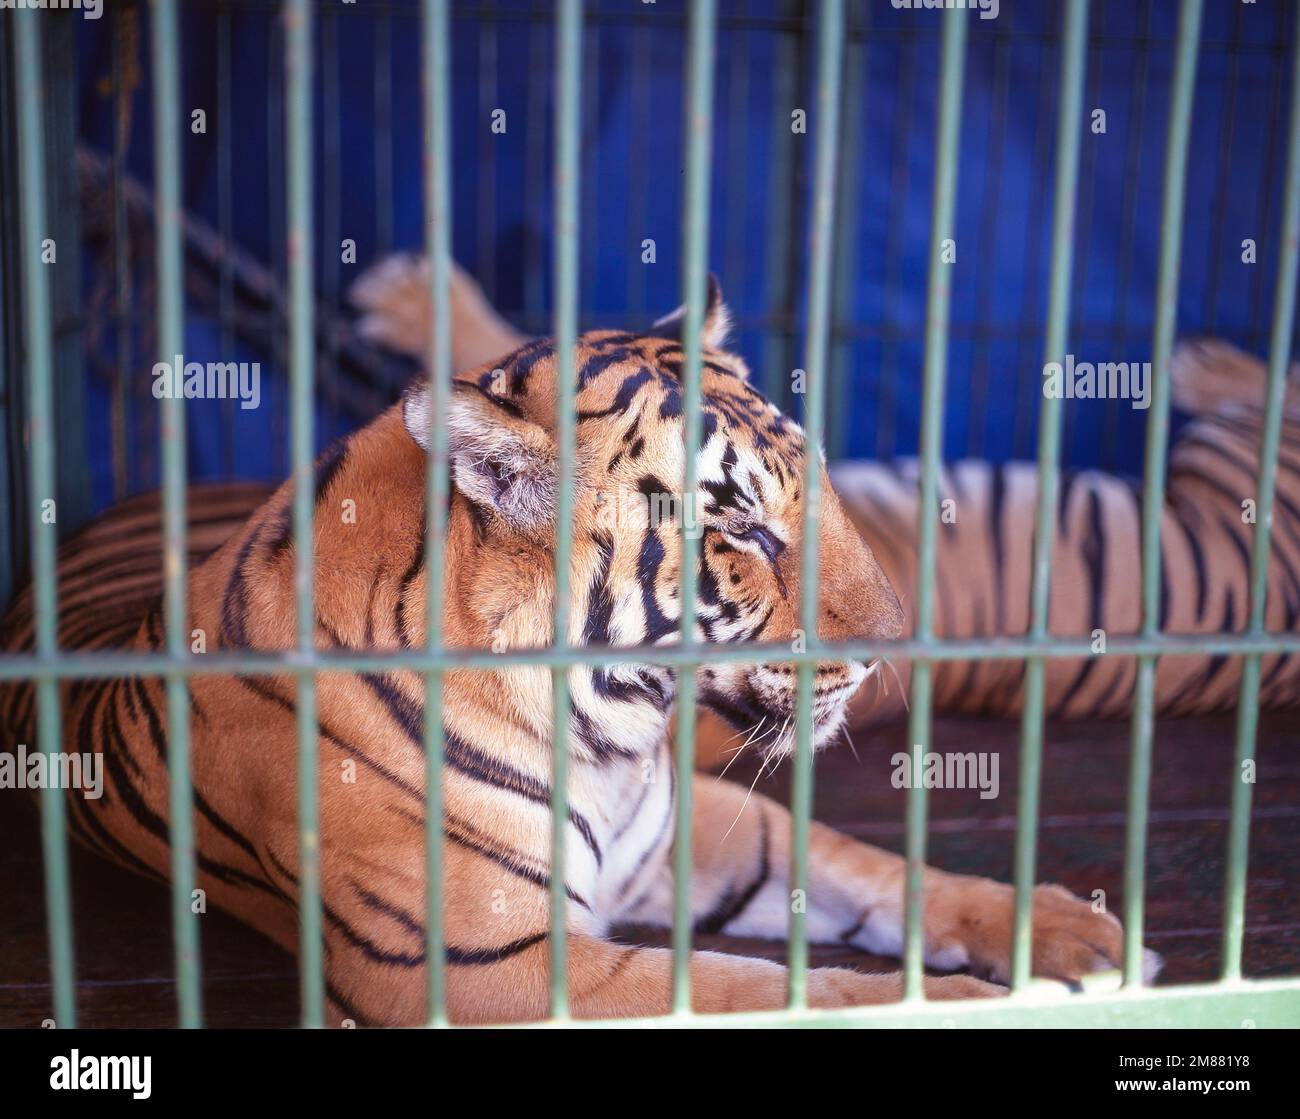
top-left (580, 25), bottom-right (600, 316)
top-left (550, 0), bottom-right (582, 1021)
top-left (522, 19), bottom-right (547, 323)
top-left (904, 7), bottom-right (967, 1002)
top-left (374, 7), bottom-right (394, 256)
top-left (321, 7), bottom-right (341, 431)
top-left (1221, 17), bottom-right (1300, 983)
top-left (1010, 0), bottom-right (1089, 992)
top-left (284, 0), bottom-right (323, 1027)
top-left (1222, 656), bottom-right (1261, 981)
top-left (1093, 0), bottom-right (1154, 471)
top-left (788, 0), bottom-right (843, 1012)
top-left (476, 0), bottom-right (499, 302)
top-left (759, 0), bottom-right (800, 401)
top-left (1123, 0), bottom-right (1202, 988)
top-left (875, 32), bottom-right (918, 461)
top-left (267, 13), bottom-right (288, 475)
top-left (111, 5), bottom-right (135, 499)
top-left (1246, 2), bottom-right (1290, 359)
top-left (217, 2), bottom-right (235, 478)
top-left (963, 23), bottom-right (1011, 460)
top-left (828, 11), bottom-right (864, 461)
top-left (625, 16), bottom-right (652, 314)
top-left (1008, 41), bottom-right (1056, 464)
top-left (1058, 0), bottom-right (1107, 468)
top-left (671, 0), bottom-right (717, 1017)
top-left (421, 0), bottom-right (452, 1027)
top-left (721, 7), bottom-right (752, 331)
top-left (14, 8), bottom-right (76, 1030)
top-left (1201, 0), bottom-right (1244, 335)
top-left (44, 17), bottom-right (89, 538)
top-left (151, 0), bottom-right (202, 1029)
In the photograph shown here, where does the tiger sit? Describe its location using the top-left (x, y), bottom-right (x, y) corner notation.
top-left (0, 272), bottom-right (1163, 1026)
top-left (350, 256), bottom-right (1300, 769)
top-left (827, 338), bottom-right (1300, 730)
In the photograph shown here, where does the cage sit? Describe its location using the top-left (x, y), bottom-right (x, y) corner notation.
top-left (1, 0), bottom-right (1298, 1030)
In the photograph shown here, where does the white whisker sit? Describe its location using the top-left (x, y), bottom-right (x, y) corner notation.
top-left (840, 722), bottom-right (860, 763)
top-left (721, 743), bottom-right (776, 843)
top-left (883, 658), bottom-right (909, 712)
top-left (714, 721), bottom-right (755, 751)
top-left (717, 717), bottom-right (767, 780)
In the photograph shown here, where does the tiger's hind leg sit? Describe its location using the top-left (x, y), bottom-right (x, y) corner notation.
top-left (1169, 337), bottom-right (1300, 420)
top-left (349, 254), bottom-right (528, 373)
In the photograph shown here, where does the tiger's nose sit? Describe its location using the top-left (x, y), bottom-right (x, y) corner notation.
top-left (867, 586), bottom-right (905, 640)
top-left (814, 501), bottom-right (906, 642)
top-left (820, 579), bottom-right (904, 643)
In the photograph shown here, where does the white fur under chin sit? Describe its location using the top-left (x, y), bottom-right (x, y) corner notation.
top-left (744, 659), bottom-right (867, 759)
top-left (751, 696), bottom-right (855, 760)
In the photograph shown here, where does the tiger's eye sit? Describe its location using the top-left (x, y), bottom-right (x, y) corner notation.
top-left (739, 526), bottom-right (782, 564)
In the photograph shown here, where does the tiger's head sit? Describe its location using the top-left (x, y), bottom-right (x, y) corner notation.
top-left (403, 280), bottom-right (903, 761)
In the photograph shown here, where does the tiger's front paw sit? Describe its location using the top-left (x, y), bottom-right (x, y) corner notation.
top-left (928, 876), bottom-right (1162, 988)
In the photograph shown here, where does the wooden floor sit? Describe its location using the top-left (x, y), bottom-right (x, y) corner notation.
top-left (1, 712), bottom-right (1296, 1027)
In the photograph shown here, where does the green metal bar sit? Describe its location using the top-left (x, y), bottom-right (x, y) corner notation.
top-left (14, 8), bottom-right (76, 1030)
top-left (1123, 0), bottom-right (1202, 989)
top-left (1011, 0), bottom-right (1089, 992)
top-left (284, 0), bottom-right (323, 1027)
top-left (901, 669), bottom-right (932, 1002)
top-left (788, 0), bottom-right (843, 1012)
top-left (44, 16), bottom-right (90, 538)
top-left (828, 23), bottom-right (865, 462)
top-left (720, 11), bottom-right (752, 335)
top-left (0, 16), bottom-right (27, 613)
top-left (874, 31), bottom-right (919, 460)
top-left (216, 5), bottom-right (234, 479)
top-left (421, 0), bottom-right (452, 1028)
top-left (1221, 656), bottom-right (1260, 979)
top-left (150, 0), bottom-right (202, 1029)
top-left (475, 1), bottom-right (500, 303)
top-left (320, 7), bottom-right (341, 432)
top-left (550, 0), bottom-right (582, 1022)
top-left (758, 0), bottom-right (800, 400)
top-left (522, 19), bottom-right (547, 320)
top-left (904, 7), bottom-right (967, 1002)
top-left (374, 9), bottom-right (394, 256)
top-left (625, 18), bottom-right (653, 313)
top-left (1221, 15), bottom-right (1300, 983)
top-left (5, 630), bottom-right (1300, 684)
top-left (670, 0), bottom-right (716, 1019)
top-left (266, 15), bottom-right (288, 475)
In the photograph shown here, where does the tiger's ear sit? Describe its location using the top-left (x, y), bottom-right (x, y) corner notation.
top-left (403, 382), bottom-right (556, 530)
top-left (650, 273), bottom-right (732, 350)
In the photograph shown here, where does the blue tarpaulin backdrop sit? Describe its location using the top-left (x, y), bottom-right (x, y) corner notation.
top-left (70, 0), bottom-right (1295, 513)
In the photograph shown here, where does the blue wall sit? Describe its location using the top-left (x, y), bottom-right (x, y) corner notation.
top-left (72, 0), bottom-right (1296, 511)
